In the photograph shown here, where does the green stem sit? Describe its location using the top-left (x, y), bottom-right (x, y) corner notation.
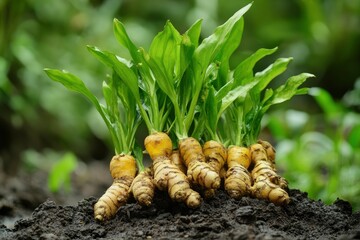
top-left (90, 96), bottom-right (123, 154)
top-left (109, 129), bottom-right (121, 155)
top-left (117, 122), bottom-right (128, 154)
top-left (133, 144), bottom-right (145, 172)
top-left (173, 99), bottom-right (187, 139)
top-left (127, 119), bottom-right (141, 154)
top-left (135, 158), bottom-right (145, 172)
top-left (235, 107), bottom-right (243, 146)
top-left (210, 129), bottom-right (220, 142)
top-left (149, 91), bottom-right (160, 130)
top-left (184, 89), bottom-right (200, 132)
top-left (137, 100), bottom-right (155, 133)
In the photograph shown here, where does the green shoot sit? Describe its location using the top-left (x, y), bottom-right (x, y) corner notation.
top-left (133, 144), bottom-right (145, 172)
top-left (194, 9), bottom-right (313, 147)
top-left (243, 71), bottom-right (314, 145)
top-left (129, 3), bottom-right (253, 141)
top-left (180, 3), bottom-right (252, 141)
top-left (111, 20), bottom-right (174, 135)
top-left (211, 47), bottom-right (314, 147)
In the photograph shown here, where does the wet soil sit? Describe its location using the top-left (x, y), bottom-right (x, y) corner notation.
top-left (1, 184), bottom-right (360, 239)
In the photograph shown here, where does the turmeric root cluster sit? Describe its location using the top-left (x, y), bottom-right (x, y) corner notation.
top-left (94, 154), bottom-right (136, 221)
top-left (94, 134), bottom-right (290, 221)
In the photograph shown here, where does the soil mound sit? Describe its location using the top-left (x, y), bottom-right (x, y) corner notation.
top-left (1, 189), bottom-right (360, 239)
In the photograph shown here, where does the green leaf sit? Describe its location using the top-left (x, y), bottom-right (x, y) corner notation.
top-left (140, 48), bottom-right (182, 134)
top-left (261, 88), bottom-right (274, 105)
top-left (255, 57), bottom-right (293, 92)
top-left (112, 22), bottom-right (155, 93)
top-left (214, 17), bottom-right (244, 89)
top-left (270, 73), bottom-right (314, 105)
top-left (185, 19), bottom-right (202, 49)
top-left (195, 3), bottom-right (252, 70)
top-left (218, 80), bottom-right (258, 119)
top-left (113, 20), bottom-right (158, 98)
top-left (48, 152), bottom-right (77, 193)
top-left (141, 49), bottom-right (177, 104)
top-left (234, 47), bottom-right (278, 85)
top-left (177, 19), bottom-right (202, 81)
top-left (45, 68), bottom-right (128, 153)
top-left (113, 19), bottom-right (141, 62)
top-left (87, 46), bottom-right (141, 103)
top-left (309, 87), bottom-right (342, 116)
top-left (178, 36), bottom-right (196, 81)
top-left (348, 124), bottom-right (360, 148)
top-left (45, 68), bottom-right (95, 100)
top-left (102, 81), bottom-right (117, 122)
top-left (205, 86), bottom-right (218, 137)
top-left (185, 3), bottom-right (253, 131)
top-left (149, 21), bottom-right (182, 83)
top-left (216, 48), bottom-right (277, 101)
top-left (44, 69), bottom-right (108, 122)
top-left (112, 72), bottom-right (137, 123)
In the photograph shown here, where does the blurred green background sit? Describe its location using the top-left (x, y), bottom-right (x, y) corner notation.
top-left (1, 0), bottom-right (359, 210)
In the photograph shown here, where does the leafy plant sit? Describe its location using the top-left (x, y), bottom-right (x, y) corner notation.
top-left (43, 2), bottom-right (317, 215)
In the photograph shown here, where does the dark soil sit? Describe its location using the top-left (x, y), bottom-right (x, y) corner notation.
top-left (1, 160), bottom-right (360, 240)
top-left (1, 183), bottom-right (360, 240)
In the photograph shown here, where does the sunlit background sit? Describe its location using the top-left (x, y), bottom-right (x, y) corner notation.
top-left (1, 0), bottom-right (359, 210)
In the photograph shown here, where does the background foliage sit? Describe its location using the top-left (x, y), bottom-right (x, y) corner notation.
top-left (1, 0), bottom-right (359, 210)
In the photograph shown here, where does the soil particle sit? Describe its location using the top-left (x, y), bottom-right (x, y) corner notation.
top-left (1, 189), bottom-right (359, 240)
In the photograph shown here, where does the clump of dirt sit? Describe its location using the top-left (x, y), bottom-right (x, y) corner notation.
top-left (1, 188), bottom-right (360, 240)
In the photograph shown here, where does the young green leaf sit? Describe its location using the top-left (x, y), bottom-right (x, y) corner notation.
top-left (141, 49), bottom-right (177, 104)
top-left (204, 86), bottom-right (218, 139)
top-left (111, 72), bottom-right (138, 126)
top-left (149, 20), bottom-right (182, 83)
top-left (234, 47), bottom-right (278, 85)
top-left (45, 68), bottom-right (97, 103)
top-left (178, 35), bottom-right (196, 82)
top-left (141, 48), bottom-right (185, 137)
top-left (268, 73), bottom-right (314, 106)
top-left (194, 3), bottom-right (252, 70)
top-left (177, 19), bottom-right (202, 82)
top-left (185, 19), bottom-right (202, 49)
top-left (309, 87), bottom-right (343, 117)
top-left (214, 17), bottom-right (244, 89)
top-left (185, 3), bottom-right (252, 132)
top-left (46, 68), bottom-right (129, 153)
top-left (218, 80), bottom-right (258, 120)
top-left (87, 46), bottom-right (141, 104)
top-left (113, 19), bottom-right (159, 96)
top-left (44, 69), bottom-right (108, 123)
top-left (215, 48), bottom-right (277, 101)
top-left (102, 81), bottom-right (117, 122)
top-left (254, 57), bottom-right (293, 92)
top-left (113, 19), bottom-right (141, 63)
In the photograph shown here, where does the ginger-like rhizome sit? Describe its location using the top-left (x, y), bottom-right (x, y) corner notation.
top-left (94, 137), bottom-right (291, 222)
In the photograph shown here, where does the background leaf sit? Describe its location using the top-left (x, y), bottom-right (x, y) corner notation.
top-left (48, 152), bottom-right (77, 193)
